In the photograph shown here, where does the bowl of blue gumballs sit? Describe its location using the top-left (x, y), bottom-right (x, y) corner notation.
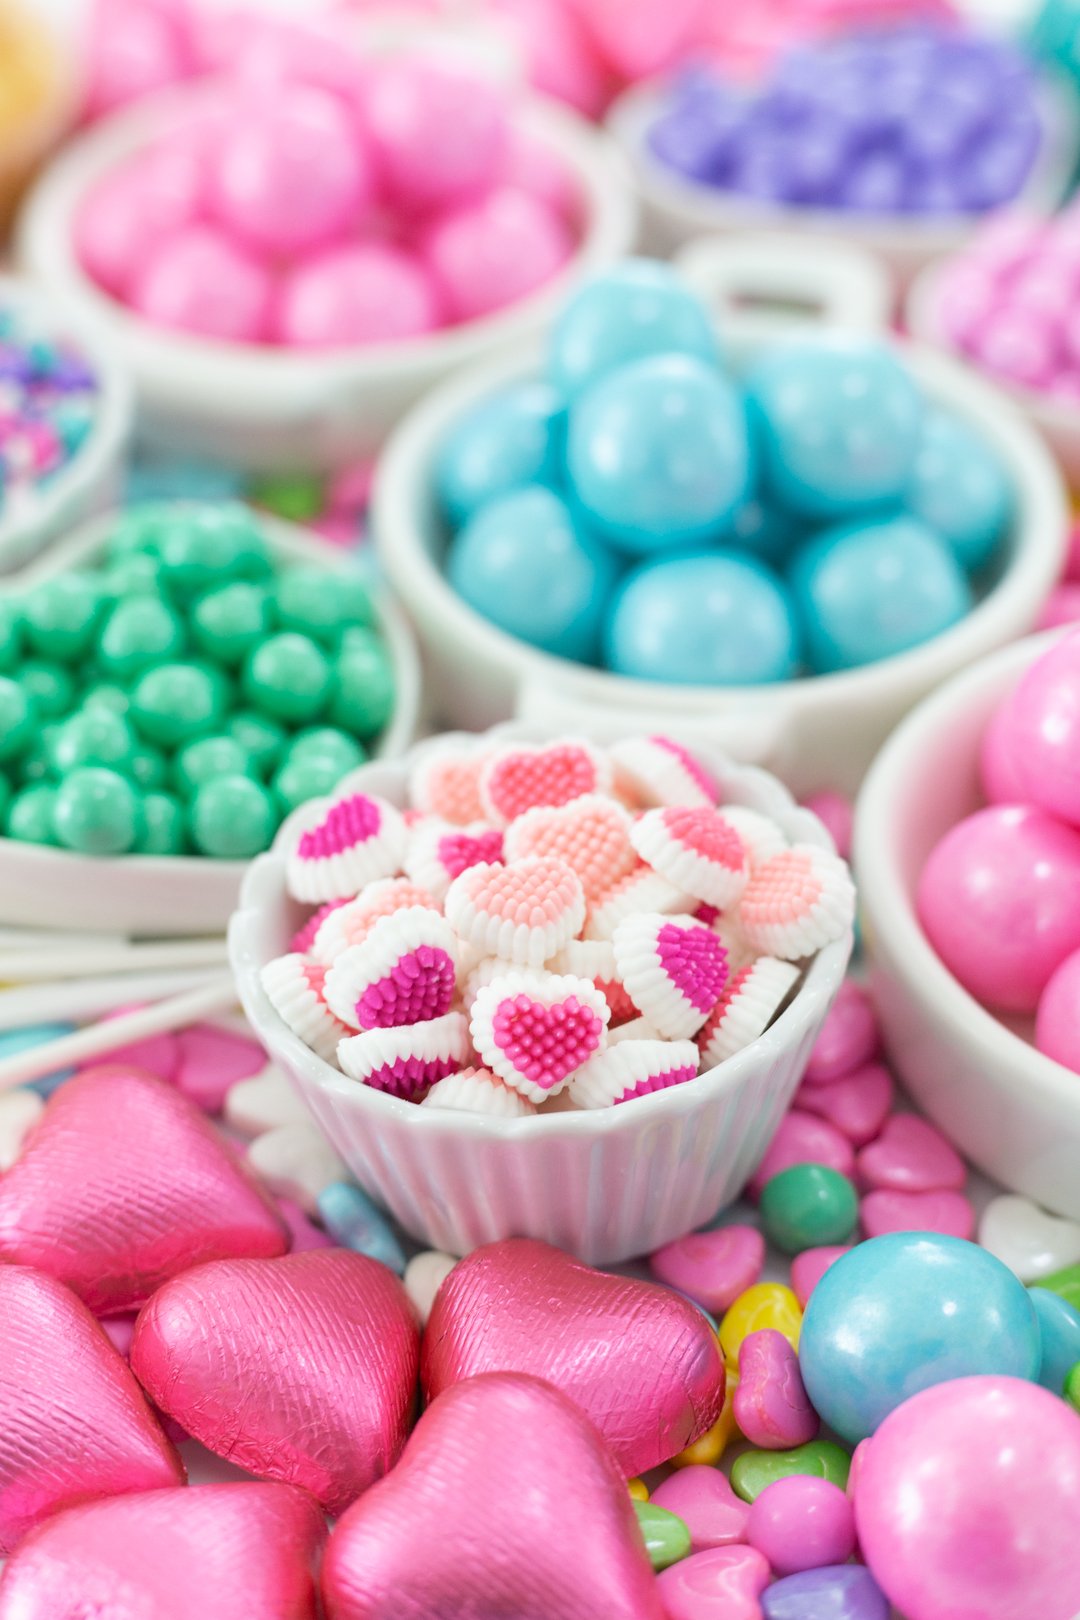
top-left (606, 22), bottom-right (1078, 286)
top-left (373, 256), bottom-right (1066, 797)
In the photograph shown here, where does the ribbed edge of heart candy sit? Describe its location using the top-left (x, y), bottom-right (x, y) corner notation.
top-left (409, 744), bottom-right (488, 825)
top-left (260, 954), bottom-right (352, 1064)
top-left (570, 1037), bottom-right (700, 1108)
top-left (421, 1065), bottom-right (537, 1118)
top-left (715, 806), bottom-right (788, 868)
top-left (470, 971), bottom-right (610, 1102)
top-left (309, 879), bottom-right (440, 967)
top-left (585, 867), bottom-right (692, 940)
top-left (445, 857), bottom-right (585, 968)
top-left (503, 795), bottom-right (636, 902)
top-left (337, 1012), bottom-right (471, 1098)
top-left (323, 908), bottom-right (459, 1031)
top-left (609, 735), bottom-right (719, 809)
top-left (613, 913), bottom-right (728, 1039)
top-left (697, 957), bottom-right (801, 1069)
top-left (631, 805), bottom-right (751, 908)
top-left (738, 846), bottom-right (856, 960)
top-left (289, 899), bottom-right (348, 956)
top-left (286, 792), bottom-right (407, 903)
top-left (552, 938), bottom-right (638, 1024)
top-left (404, 819), bottom-right (505, 901)
top-left (478, 740), bottom-right (611, 826)
top-left (709, 909), bottom-right (760, 975)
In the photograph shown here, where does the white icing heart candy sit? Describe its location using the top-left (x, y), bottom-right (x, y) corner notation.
top-left (470, 972), bottom-right (610, 1102)
top-left (324, 908), bottom-right (460, 1031)
top-left (260, 955), bottom-right (351, 1064)
top-left (585, 867), bottom-right (692, 941)
top-left (737, 845), bottom-right (856, 960)
top-left (405, 820), bottom-right (505, 903)
top-left (608, 735), bottom-right (720, 808)
top-left (631, 805), bottom-right (750, 908)
top-left (445, 858), bottom-right (585, 968)
top-left (570, 1038), bottom-right (700, 1108)
top-left (421, 1066), bottom-right (538, 1118)
top-left (338, 1013), bottom-right (471, 1099)
top-left (613, 914), bottom-right (728, 1040)
top-left (697, 957), bottom-right (801, 1068)
top-left (286, 792), bottom-right (407, 903)
top-left (309, 879), bottom-right (439, 966)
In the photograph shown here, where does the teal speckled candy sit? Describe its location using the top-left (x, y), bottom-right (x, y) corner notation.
top-left (189, 774), bottom-right (276, 859)
top-left (242, 633), bottom-right (333, 725)
top-left (22, 573), bottom-right (104, 662)
top-left (98, 596), bottom-right (186, 680)
top-left (436, 382), bottom-right (567, 525)
top-left (191, 583), bottom-right (271, 666)
top-left (550, 260), bottom-right (718, 400)
top-left (760, 1166), bottom-right (859, 1255)
top-left (130, 663), bottom-right (227, 749)
top-left (16, 660), bottom-right (76, 720)
top-left (135, 791), bottom-right (187, 855)
top-left (7, 784), bottom-right (59, 844)
top-left (52, 767), bottom-right (141, 855)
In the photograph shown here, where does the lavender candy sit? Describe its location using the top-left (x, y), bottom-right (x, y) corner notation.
top-left (762, 1565), bottom-right (890, 1620)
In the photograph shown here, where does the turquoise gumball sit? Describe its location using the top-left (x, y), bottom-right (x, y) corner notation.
top-left (568, 355), bottom-right (751, 554)
top-left (722, 495), bottom-right (804, 568)
top-left (549, 259), bottom-right (718, 400)
top-left (435, 382), bottom-right (567, 526)
top-left (1029, 1286), bottom-right (1080, 1394)
top-left (800, 1234), bottom-right (1042, 1445)
top-left (791, 515), bottom-right (971, 672)
top-left (447, 485), bottom-right (618, 662)
top-left (747, 339), bottom-right (922, 518)
top-left (905, 408), bottom-right (1013, 573)
top-left (604, 551), bottom-right (800, 685)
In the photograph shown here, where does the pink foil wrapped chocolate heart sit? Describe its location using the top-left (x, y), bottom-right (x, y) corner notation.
top-left (0, 1066), bottom-right (287, 1313)
top-left (0, 1483), bottom-right (325, 1619)
top-left (422, 1237), bottom-right (725, 1475)
top-left (0, 1267), bottom-right (183, 1553)
top-left (321, 1373), bottom-right (665, 1620)
top-left (131, 1249), bottom-right (420, 1514)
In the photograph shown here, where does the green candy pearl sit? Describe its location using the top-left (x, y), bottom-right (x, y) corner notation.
top-left (633, 1502), bottom-right (691, 1572)
top-left (53, 768), bottom-right (141, 855)
top-left (226, 711), bottom-right (287, 777)
top-left (152, 503), bottom-right (270, 597)
top-left (129, 744), bottom-right (168, 792)
top-left (273, 753), bottom-right (349, 812)
top-left (105, 503), bottom-right (174, 559)
top-left (0, 678), bottom-right (36, 761)
top-left (274, 566), bottom-right (375, 645)
top-left (731, 1439), bottom-right (852, 1503)
top-left (190, 774), bottom-right (276, 859)
top-left (104, 553), bottom-right (163, 597)
top-left (0, 598), bottom-right (23, 672)
top-left (49, 710), bottom-right (136, 777)
top-left (17, 726), bottom-right (59, 786)
top-left (83, 683), bottom-right (131, 716)
top-left (7, 784), bottom-right (59, 844)
top-left (250, 474), bottom-right (324, 524)
top-left (174, 735), bottom-right (254, 797)
top-left (759, 1164), bottom-right (860, 1255)
top-left (130, 663), bottom-right (227, 749)
top-left (99, 597), bottom-right (186, 681)
top-left (22, 573), bottom-right (104, 662)
top-left (191, 583), bottom-right (271, 666)
top-left (287, 727), bottom-right (366, 773)
top-left (330, 631), bottom-right (394, 740)
top-left (243, 633), bottom-right (333, 725)
top-left (16, 660), bottom-right (76, 721)
top-left (135, 791), bottom-right (187, 855)
top-left (0, 771), bottom-right (11, 825)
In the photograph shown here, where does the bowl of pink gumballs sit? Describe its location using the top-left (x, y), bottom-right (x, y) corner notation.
top-left (16, 51), bottom-right (636, 472)
top-left (856, 626), bottom-right (1080, 1221)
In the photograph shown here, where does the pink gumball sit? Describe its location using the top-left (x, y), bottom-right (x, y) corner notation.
top-left (934, 267), bottom-right (998, 349)
top-left (978, 697), bottom-right (1027, 804)
top-left (974, 307), bottom-right (1059, 391)
top-left (1066, 521), bottom-right (1080, 584)
top-left (275, 243), bottom-right (442, 348)
top-left (364, 60), bottom-right (508, 210)
top-left (210, 87), bottom-right (372, 257)
top-left (1037, 584), bottom-right (1080, 631)
top-left (747, 1476), bottom-right (855, 1576)
top-left (855, 1376), bottom-right (1080, 1620)
top-left (494, 0), bottom-right (612, 119)
top-left (130, 225), bottom-right (273, 344)
top-left (1005, 631), bottom-right (1080, 826)
top-left (1036, 945), bottom-right (1080, 1073)
top-left (423, 187), bottom-right (572, 322)
top-left (75, 144), bottom-right (202, 298)
top-left (501, 130), bottom-right (578, 220)
top-left (917, 804), bottom-right (1080, 1011)
top-left (573, 0), bottom-right (706, 80)
top-left (83, 0), bottom-right (196, 121)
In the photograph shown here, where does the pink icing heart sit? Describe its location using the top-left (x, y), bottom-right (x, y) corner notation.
top-left (0, 1267), bottom-right (182, 1553)
top-left (656, 1544), bottom-right (771, 1620)
top-left (491, 986), bottom-right (606, 1091)
top-left (131, 1249), bottom-right (419, 1515)
top-left (734, 1328), bottom-right (819, 1450)
top-left (747, 1110), bottom-right (856, 1200)
top-left (421, 1237), bottom-right (725, 1476)
top-left (795, 1062), bottom-right (894, 1145)
top-left (321, 1373), bottom-right (665, 1620)
top-left (0, 1483), bottom-right (325, 1619)
top-left (650, 1466), bottom-right (750, 1551)
top-left (856, 1113), bottom-right (967, 1193)
top-left (480, 741), bottom-right (608, 824)
top-left (861, 1188), bottom-right (975, 1241)
top-left (649, 1225), bottom-right (766, 1315)
top-left (803, 981), bottom-right (879, 1084)
top-left (173, 1022), bottom-right (268, 1112)
top-left (790, 1245), bottom-right (852, 1308)
top-left (0, 1066), bottom-right (287, 1313)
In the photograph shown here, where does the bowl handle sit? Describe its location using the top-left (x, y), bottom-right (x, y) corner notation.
top-left (674, 234), bottom-right (893, 339)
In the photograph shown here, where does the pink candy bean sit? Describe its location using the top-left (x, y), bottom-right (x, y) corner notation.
top-left (734, 1329), bottom-right (819, 1450)
top-left (794, 1062), bottom-right (894, 1146)
top-left (802, 982), bottom-right (879, 1085)
top-left (747, 1112), bottom-right (855, 1201)
top-left (656, 1545), bottom-right (771, 1620)
top-left (856, 1114), bottom-right (966, 1194)
top-left (790, 1245), bottom-right (851, 1309)
top-left (649, 1225), bottom-right (765, 1315)
top-left (651, 1466), bottom-right (750, 1551)
top-left (860, 1188), bottom-right (975, 1241)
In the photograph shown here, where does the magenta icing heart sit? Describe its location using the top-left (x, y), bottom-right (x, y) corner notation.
top-left (569, 1037), bottom-right (699, 1108)
top-left (470, 972), bottom-right (610, 1101)
top-left (286, 791), bottom-right (406, 903)
top-left (478, 740), bottom-right (611, 825)
top-left (405, 818), bottom-right (505, 901)
top-left (337, 1013), bottom-right (471, 1098)
top-left (613, 913), bottom-right (728, 1039)
top-left (324, 908), bottom-right (459, 1031)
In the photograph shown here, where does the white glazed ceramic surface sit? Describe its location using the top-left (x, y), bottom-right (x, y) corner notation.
top-left (16, 81), bottom-right (638, 473)
top-left (0, 510), bottom-right (421, 936)
top-left (856, 629), bottom-right (1080, 1221)
top-left (230, 725), bottom-right (852, 1262)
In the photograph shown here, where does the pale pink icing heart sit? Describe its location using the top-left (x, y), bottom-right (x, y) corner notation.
top-left (0, 1066), bottom-right (287, 1313)
top-left (0, 1267), bottom-right (183, 1554)
top-left (656, 1544), bottom-right (772, 1620)
top-left (856, 1114), bottom-right (967, 1193)
top-left (505, 795), bottom-right (636, 901)
top-left (795, 1062), bottom-right (894, 1145)
top-left (860, 1188), bottom-right (976, 1241)
top-left (734, 1328), bottom-right (819, 1450)
top-left (803, 980), bottom-right (879, 1084)
top-left (131, 1249), bottom-right (419, 1515)
top-left (173, 1022), bottom-right (267, 1112)
top-left (650, 1466), bottom-right (750, 1551)
top-left (321, 1373), bottom-right (665, 1620)
top-left (411, 748), bottom-right (486, 825)
top-left (790, 1245), bottom-right (852, 1308)
top-left (649, 1225), bottom-right (765, 1315)
top-left (747, 1110), bottom-right (856, 1200)
top-left (480, 742), bottom-right (609, 825)
top-left (492, 989), bottom-right (606, 1090)
top-left (0, 1483), bottom-right (325, 1619)
top-left (421, 1237), bottom-right (725, 1476)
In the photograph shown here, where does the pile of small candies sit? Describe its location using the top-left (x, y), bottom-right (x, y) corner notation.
top-left (440, 260), bottom-right (1012, 683)
top-left (919, 625), bottom-right (1080, 1074)
top-left (647, 24), bottom-right (1044, 216)
top-left (263, 733), bottom-right (855, 1111)
top-left (74, 52), bottom-right (578, 348)
top-left (934, 202), bottom-right (1080, 401)
top-left (0, 304), bottom-right (99, 523)
top-left (0, 501), bottom-right (395, 859)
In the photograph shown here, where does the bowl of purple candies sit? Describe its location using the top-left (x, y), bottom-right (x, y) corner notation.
top-left (608, 21), bottom-right (1077, 285)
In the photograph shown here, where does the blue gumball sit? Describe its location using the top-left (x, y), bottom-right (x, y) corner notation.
top-left (747, 338), bottom-right (922, 518)
top-left (604, 551), bottom-right (800, 685)
top-left (568, 355), bottom-right (751, 554)
top-left (1029, 1286), bottom-right (1080, 1394)
top-left (722, 494), bottom-right (804, 569)
top-left (435, 382), bottom-right (566, 527)
top-left (549, 259), bottom-right (718, 400)
top-left (447, 485), bottom-right (617, 663)
top-left (799, 1233), bottom-right (1042, 1445)
top-left (904, 408), bottom-right (1013, 573)
top-left (790, 514), bottom-right (971, 672)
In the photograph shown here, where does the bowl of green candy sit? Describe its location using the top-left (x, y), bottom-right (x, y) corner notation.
top-left (0, 500), bottom-right (420, 934)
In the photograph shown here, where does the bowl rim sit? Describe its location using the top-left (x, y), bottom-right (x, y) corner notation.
top-left (854, 625), bottom-right (1080, 1112)
top-left (229, 724), bottom-right (853, 1141)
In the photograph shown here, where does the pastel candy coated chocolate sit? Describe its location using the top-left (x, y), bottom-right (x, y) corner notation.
top-left (421, 1237), bottom-right (725, 1475)
top-left (0, 1483), bottom-right (325, 1620)
top-left (734, 1328), bottom-right (819, 1449)
top-left (747, 1476), bottom-right (855, 1575)
top-left (0, 1066), bottom-right (287, 1312)
top-left (978, 1194), bottom-right (1080, 1282)
top-left (719, 1282), bottom-right (803, 1362)
top-left (649, 1224), bottom-right (766, 1314)
top-left (860, 1187), bottom-right (975, 1241)
top-left (802, 982), bottom-right (879, 1084)
top-left (131, 1249), bottom-right (419, 1514)
top-left (795, 1063), bottom-right (893, 1145)
top-left (247, 1120), bottom-right (348, 1214)
top-left (634, 1500), bottom-right (691, 1570)
top-left (650, 1465), bottom-right (750, 1550)
top-left (747, 1111), bottom-right (855, 1200)
top-left (731, 1439), bottom-right (852, 1503)
top-left (655, 1544), bottom-right (771, 1620)
top-left (761, 1565), bottom-right (889, 1620)
top-left (0, 1267), bottom-right (182, 1553)
top-left (855, 1114), bottom-right (966, 1193)
top-left (321, 1373), bottom-right (665, 1620)
top-left (172, 1021), bottom-right (268, 1112)
top-left (402, 1250), bottom-right (456, 1325)
top-left (790, 1246), bottom-right (851, 1308)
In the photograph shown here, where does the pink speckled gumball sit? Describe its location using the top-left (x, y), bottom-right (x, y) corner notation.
top-left (276, 243), bottom-right (441, 348)
top-left (495, 0), bottom-right (611, 120)
top-left (935, 267), bottom-right (998, 348)
top-left (917, 805), bottom-right (1080, 1011)
top-left (973, 307), bottom-right (1058, 390)
top-left (1036, 946), bottom-right (1080, 1074)
top-left (575, 0), bottom-right (706, 79)
top-left (423, 188), bottom-right (572, 322)
top-left (747, 1476), bottom-right (856, 1575)
top-left (979, 696), bottom-right (1028, 803)
top-left (855, 1377), bottom-right (1080, 1620)
top-left (83, 0), bottom-right (197, 121)
top-left (1003, 630), bottom-right (1080, 827)
top-left (364, 60), bottom-right (509, 209)
top-left (130, 224), bottom-right (273, 343)
top-left (1037, 584), bottom-right (1080, 630)
top-left (502, 130), bottom-right (578, 220)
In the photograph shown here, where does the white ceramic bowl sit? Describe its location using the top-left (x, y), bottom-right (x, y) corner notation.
top-left (606, 71), bottom-right (1078, 290)
top-left (16, 81), bottom-right (637, 474)
top-left (855, 628), bottom-right (1080, 1221)
top-left (0, 275), bottom-right (132, 575)
top-left (372, 296), bottom-right (1067, 800)
top-left (0, 508), bottom-right (421, 937)
top-left (230, 726), bottom-right (852, 1262)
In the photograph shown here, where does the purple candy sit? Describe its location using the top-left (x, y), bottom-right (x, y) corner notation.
top-left (761, 1565), bottom-right (889, 1620)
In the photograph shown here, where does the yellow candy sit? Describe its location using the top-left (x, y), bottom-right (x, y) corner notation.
top-left (627, 1478), bottom-right (649, 1502)
top-left (669, 1369), bottom-right (740, 1468)
top-left (719, 1282), bottom-right (803, 1365)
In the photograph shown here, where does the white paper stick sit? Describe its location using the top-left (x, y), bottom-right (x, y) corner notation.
top-left (0, 928), bottom-right (129, 949)
top-left (0, 937), bottom-right (229, 982)
top-left (0, 968), bottom-right (232, 1034)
